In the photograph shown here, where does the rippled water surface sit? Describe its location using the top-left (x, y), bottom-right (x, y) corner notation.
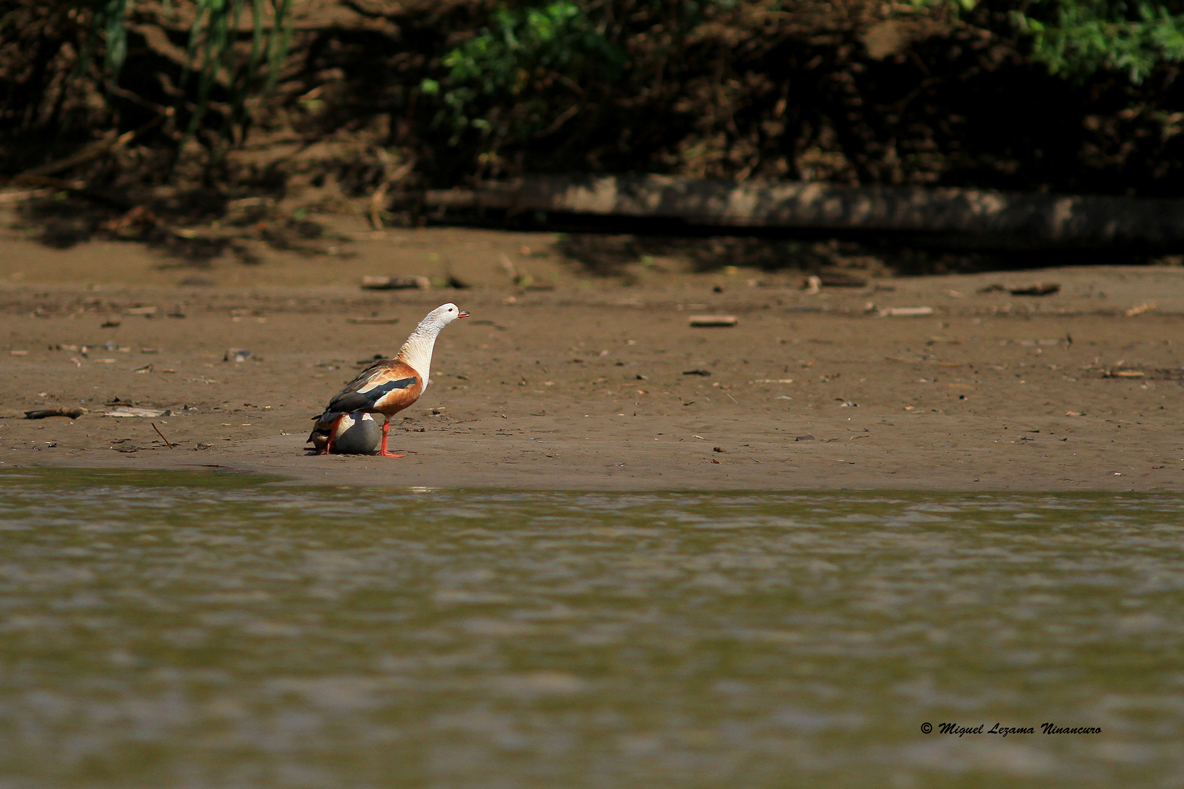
top-left (1, 469), bottom-right (1183, 788)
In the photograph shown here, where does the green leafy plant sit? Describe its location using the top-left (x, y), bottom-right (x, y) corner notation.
top-left (1014, 1), bottom-right (1184, 83)
top-left (907, 1), bottom-right (1184, 83)
top-left (93, 0), bottom-right (130, 80)
top-left (81, 0), bottom-right (292, 168)
top-left (179, 0), bottom-right (292, 146)
top-left (421, 1), bottom-right (622, 164)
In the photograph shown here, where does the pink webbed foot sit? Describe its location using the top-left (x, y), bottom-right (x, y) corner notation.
top-left (378, 421), bottom-right (403, 457)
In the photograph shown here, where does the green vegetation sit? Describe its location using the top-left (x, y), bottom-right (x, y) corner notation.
top-left (3, 0), bottom-right (1184, 198)
top-left (176, 0), bottom-right (292, 149)
top-left (0, 0), bottom-right (291, 175)
top-left (1014, 0), bottom-right (1184, 82)
top-left (421, 1), bottom-right (621, 166)
top-left (92, 0), bottom-right (129, 80)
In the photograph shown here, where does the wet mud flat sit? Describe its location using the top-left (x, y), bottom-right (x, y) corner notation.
top-left (1, 228), bottom-right (1183, 490)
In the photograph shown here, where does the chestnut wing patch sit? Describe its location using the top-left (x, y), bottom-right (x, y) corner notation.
top-left (328, 376), bottom-right (418, 413)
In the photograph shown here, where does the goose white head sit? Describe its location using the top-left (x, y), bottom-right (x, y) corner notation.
top-left (421, 302), bottom-right (470, 329)
top-left (397, 303), bottom-right (469, 384)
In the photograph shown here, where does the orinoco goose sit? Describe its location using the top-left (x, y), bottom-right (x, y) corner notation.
top-left (308, 302), bottom-right (468, 456)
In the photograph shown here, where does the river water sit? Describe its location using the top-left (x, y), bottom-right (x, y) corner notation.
top-left (0, 469), bottom-right (1182, 788)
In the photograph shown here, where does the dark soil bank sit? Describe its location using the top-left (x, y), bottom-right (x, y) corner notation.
top-left (6, 0), bottom-right (1184, 215)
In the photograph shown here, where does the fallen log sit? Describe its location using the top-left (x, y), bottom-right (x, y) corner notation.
top-left (25, 407), bottom-right (87, 419)
top-left (424, 175), bottom-right (1184, 249)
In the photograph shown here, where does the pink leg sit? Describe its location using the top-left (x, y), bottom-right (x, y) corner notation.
top-left (378, 420), bottom-right (404, 458)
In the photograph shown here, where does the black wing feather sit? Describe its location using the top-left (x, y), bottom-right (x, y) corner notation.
top-left (327, 376), bottom-right (417, 413)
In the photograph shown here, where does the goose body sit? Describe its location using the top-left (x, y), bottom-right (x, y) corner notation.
top-left (308, 303), bottom-right (468, 456)
top-left (307, 411), bottom-right (382, 455)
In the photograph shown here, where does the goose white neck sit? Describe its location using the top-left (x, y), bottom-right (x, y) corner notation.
top-left (394, 303), bottom-right (465, 387)
top-left (396, 314), bottom-right (452, 385)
